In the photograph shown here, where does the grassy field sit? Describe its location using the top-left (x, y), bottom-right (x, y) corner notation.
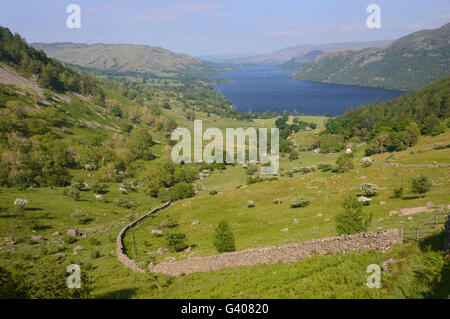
top-left (0, 121), bottom-right (449, 299)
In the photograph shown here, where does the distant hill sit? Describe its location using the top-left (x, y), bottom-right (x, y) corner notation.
top-left (31, 42), bottom-right (215, 79)
top-left (277, 50), bottom-right (323, 72)
top-left (294, 23), bottom-right (450, 90)
top-left (242, 40), bottom-right (393, 65)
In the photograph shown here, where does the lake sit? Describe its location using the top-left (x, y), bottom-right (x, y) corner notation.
top-left (211, 64), bottom-right (404, 116)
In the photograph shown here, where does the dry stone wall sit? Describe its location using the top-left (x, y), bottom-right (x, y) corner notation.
top-left (116, 201), bottom-right (170, 272)
top-left (148, 228), bottom-right (402, 277)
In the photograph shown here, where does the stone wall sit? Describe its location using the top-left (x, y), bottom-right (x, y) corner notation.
top-left (116, 201), bottom-right (170, 272)
top-left (148, 228), bottom-right (402, 277)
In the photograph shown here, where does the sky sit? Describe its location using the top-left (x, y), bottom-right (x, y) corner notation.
top-left (1, 0), bottom-right (449, 56)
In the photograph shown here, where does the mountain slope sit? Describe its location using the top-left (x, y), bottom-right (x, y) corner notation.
top-left (31, 42), bottom-right (214, 79)
top-left (294, 23), bottom-right (450, 90)
top-left (244, 40), bottom-right (393, 65)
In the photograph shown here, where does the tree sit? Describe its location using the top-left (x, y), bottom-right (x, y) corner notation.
top-left (164, 232), bottom-right (187, 252)
top-left (336, 153), bottom-right (354, 173)
top-left (410, 175), bottom-right (432, 197)
top-left (335, 195), bottom-right (372, 235)
top-left (213, 220), bottom-right (236, 253)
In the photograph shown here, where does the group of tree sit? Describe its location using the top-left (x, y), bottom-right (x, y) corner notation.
top-left (323, 76), bottom-right (449, 155)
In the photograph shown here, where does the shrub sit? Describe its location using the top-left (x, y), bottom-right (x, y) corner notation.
top-left (168, 182), bottom-right (195, 201)
top-left (90, 251), bottom-right (100, 259)
top-left (70, 180), bottom-right (84, 191)
top-left (68, 189), bottom-right (81, 201)
top-left (336, 154), bottom-right (354, 172)
top-left (393, 187), bottom-right (403, 198)
top-left (410, 175), bottom-right (432, 197)
top-left (90, 183), bottom-right (108, 194)
top-left (291, 195), bottom-right (309, 208)
top-left (246, 165), bottom-right (258, 175)
top-left (88, 238), bottom-right (100, 246)
top-left (289, 150), bottom-right (299, 160)
top-left (209, 190), bottom-right (218, 195)
top-left (72, 209), bottom-right (89, 224)
top-left (335, 195), bottom-right (372, 235)
top-left (359, 183), bottom-right (378, 197)
top-left (114, 198), bottom-right (134, 209)
top-left (361, 157), bottom-right (373, 168)
top-left (164, 232), bottom-right (187, 252)
top-left (318, 163), bottom-right (333, 172)
top-left (213, 220), bottom-right (236, 253)
top-left (14, 198), bottom-right (28, 213)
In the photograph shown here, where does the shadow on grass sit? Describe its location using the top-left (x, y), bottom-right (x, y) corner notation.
top-left (419, 232), bottom-right (445, 252)
top-left (25, 207), bottom-right (43, 211)
top-left (96, 288), bottom-right (138, 299)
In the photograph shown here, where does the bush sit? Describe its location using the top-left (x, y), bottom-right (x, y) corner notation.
top-left (70, 180), bottom-right (84, 191)
top-left (90, 183), bottom-right (108, 194)
top-left (335, 195), bottom-right (372, 235)
top-left (359, 183), bottom-right (378, 197)
top-left (318, 163), bottom-right (333, 172)
top-left (361, 157), bottom-right (373, 167)
top-left (291, 195), bottom-right (309, 208)
top-left (289, 150), bottom-right (299, 160)
top-left (14, 198), bottom-right (28, 213)
top-left (209, 190), bottom-right (218, 195)
top-left (164, 232), bottom-right (187, 252)
top-left (114, 198), bottom-right (134, 209)
top-left (213, 220), bottom-right (236, 253)
top-left (393, 187), bottom-right (403, 198)
top-left (410, 175), bottom-right (432, 197)
top-left (68, 189), bottom-right (81, 201)
top-left (72, 209), bottom-right (89, 224)
top-left (168, 182), bottom-right (195, 201)
top-left (336, 154), bottom-right (354, 172)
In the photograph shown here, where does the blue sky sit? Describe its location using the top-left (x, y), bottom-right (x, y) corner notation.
top-left (1, 0), bottom-right (449, 56)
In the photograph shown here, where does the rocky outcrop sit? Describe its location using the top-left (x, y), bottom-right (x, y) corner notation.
top-left (116, 201), bottom-right (170, 272)
top-left (148, 229), bottom-right (401, 277)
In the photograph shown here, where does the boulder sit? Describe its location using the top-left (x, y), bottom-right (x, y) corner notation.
top-left (52, 231), bottom-right (61, 236)
top-left (73, 245), bottom-right (83, 252)
top-left (315, 213), bottom-right (323, 218)
top-left (247, 201), bottom-right (255, 208)
top-left (293, 218), bottom-right (299, 224)
top-left (31, 235), bottom-right (44, 242)
top-left (280, 228), bottom-right (288, 232)
top-left (381, 258), bottom-right (396, 273)
top-left (67, 229), bottom-right (81, 237)
top-left (5, 237), bottom-right (16, 245)
top-left (152, 229), bottom-right (162, 236)
top-left (192, 220), bottom-right (200, 225)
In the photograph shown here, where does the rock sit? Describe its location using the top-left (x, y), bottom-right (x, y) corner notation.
top-left (67, 229), bottom-right (81, 237)
top-left (293, 218), bottom-right (299, 224)
top-left (247, 201), bottom-right (255, 208)
top-left (315, 213), bottom-right (323, 218)
top-left (52, 231), bottom-right (61, 236)
top-left (5, 237), bottom-right (16, 245)
top-left (73, 245), bottom-right (83, 252)
top-left (152, 229), bottom-right (162, 236)
top-left (155, 247), bottom-right (168, 255)
top-left (192, 220), bottom-right (200, 225)
top-left (357, 196), bottom-right (371, 206)
top-left (389, 210), bottom-right (398, 217)
top-left (426, 201), bottom-right (435, 208)
top-left (280, 228), bottom-right (289, 232)
top-left (377, 218), bottom-right (384, 222)
top-left (52, 253), bottom-right (65, 257)
top-left (273, 199), bottom-right (282, 205)
top-left (380, 201), bottom-right (386, 205)
top-left (31, 235), bottom-right (44, 242)
top-left (381, 258), bottom-right (396, 273)
top-left (184, 246), bottom-right (192, 252)
top-left (164, 256), bottom-right (176, 262)
top-left (324, 218), bottom-right (330, 222)
top-left (407, 217), bottom-right (413, 221)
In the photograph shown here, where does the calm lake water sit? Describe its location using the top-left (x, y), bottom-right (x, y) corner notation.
top-left (211, 64), bottom-right (404, 116)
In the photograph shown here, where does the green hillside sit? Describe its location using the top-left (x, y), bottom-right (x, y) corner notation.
top-left (294, 23), bottom-right (450, 90)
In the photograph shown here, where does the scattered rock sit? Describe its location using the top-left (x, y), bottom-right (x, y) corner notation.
top-left (154, 247), bottom-right (168, 255)
top-left (192, 220), bottom-right (200, 225)
top-left (164, 256), bottom-right (176, 262)
top-left (280, 228), bottom-right (289, 232)
top-left (407, 217), bottom-right (413, 221)
top-left (293, 218), bottom-right (299, 224)
top-left (67, 229), bottom-right (81, 237)
top-left (273, 199), bottom-right (282, 205)
top-left (380, 201), bottom-right (386, 205)
top-left (426, 201), bottom-right (435, 208)
top-left (152, 229), bottom-right (162, 236)
top-left (247, 201), bottom-right (255, 208)
top-left (52, 231), bottom-right (61, 236)
top-left (73, 245), bottom-right (83, 252)
top-left (381, 258), bottom-right (396, 273)
top-left (357, 196), bottom-right (371, 205)
top-left (315, 213), bottom-right (323, 218)
top-left (31, 235), bottom-right (44, 242)
top-left (377, 218), bottom-right (384, 222)
top-left (5, 237), bottom-right (16, 245)
top-left (52, 253), bottom-right (65, 257)
top-left (324, 218), bottom-right (330, 222)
